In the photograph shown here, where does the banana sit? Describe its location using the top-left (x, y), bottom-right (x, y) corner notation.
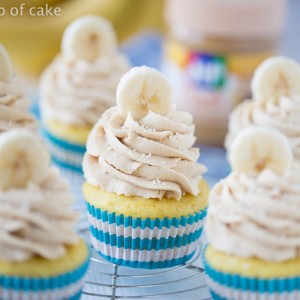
top-left (61, 15), bottom-right (117, 62)
top-left (251, 56), bottom-right (300, 105)
top-left (117, 66), bottom-right (172, 120)
top-left (0, 45), bottom-right (13, 82)
top-left (0, 129), bottom-right (50, 191)
top-left (230, 126), bottom-right (292, 176)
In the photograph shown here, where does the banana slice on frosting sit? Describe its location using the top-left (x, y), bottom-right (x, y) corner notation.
top-left (0, 45), bottom-right (13, 82)
top-left (117, 66), bottom-right (172, 120)
top-left (251, 56), bottom-right (300, 105)
top-left (0, 129), bottom-right (50, 191)
top-left (62, 15), bottom-right (117, 62)
top-left (230, 126), bottom-right (293, 177)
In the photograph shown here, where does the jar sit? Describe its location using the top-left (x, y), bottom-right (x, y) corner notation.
top-left (163, 0), bottom-right (287, 146)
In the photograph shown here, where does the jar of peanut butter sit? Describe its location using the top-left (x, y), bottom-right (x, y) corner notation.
top-left (164, 0), bottom-right (287, 146)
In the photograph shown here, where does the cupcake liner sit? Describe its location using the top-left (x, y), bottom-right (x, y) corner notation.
top-left (203, 247), bottom-right (300, 300)
top-left (42, 127), bottom-right (86, 174)
top-left (86, 201), bottom-right (207, 269)
top-left (0, 247), bottom-right (90, 300)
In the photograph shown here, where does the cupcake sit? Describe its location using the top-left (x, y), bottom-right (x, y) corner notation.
top-left (83, 66), bottom-right (209, 269)
top-left (225, 56), bottom-right (300, 163)
top-left (0, 45), bottom-right (37, 133)
top-left (204, 126), bottom-right (300, 300)
top-left (39, 15), bottom-right (130, 177)
top-left (0, 129), bottom-right (89, 299)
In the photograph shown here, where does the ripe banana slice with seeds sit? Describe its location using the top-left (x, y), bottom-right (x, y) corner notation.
top-left (0, 129), bottom-right (50, 191)
top-left (0, 45), bottom-right (13, 82)
top-left (230, 126), bottom-right (292, 177)
top-left (251, 56), bottom-right (300, 105)
top-left (62, 15), bottom-right (117, 62)
top-left (117, 66), bottom-right (172, 120)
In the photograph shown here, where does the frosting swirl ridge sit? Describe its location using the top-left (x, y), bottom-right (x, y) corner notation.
top-left (40, 54), bottom-right (129, 127)
top-left (0, 167), bottom-right (78, 262)
top-left (0, 81), bottom-right (37, 133)
top-left (225, 96), bottom-right (300, 160)
top-left (206, 169), bottom-right (300, 262)
top-left (83, 107), bottom-right (206, 200)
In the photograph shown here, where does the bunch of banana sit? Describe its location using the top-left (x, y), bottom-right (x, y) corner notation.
top-left (0, 0), bottom-right (163, 77)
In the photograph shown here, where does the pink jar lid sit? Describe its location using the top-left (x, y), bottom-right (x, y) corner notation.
top-left (165, 0), bottom-right (287, 38)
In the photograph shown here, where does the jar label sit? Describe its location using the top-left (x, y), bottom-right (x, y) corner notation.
top-left (163, 40), bottom-right (271, 128)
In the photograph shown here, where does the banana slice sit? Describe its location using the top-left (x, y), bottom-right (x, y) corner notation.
top-left (0, 45), bottom-right (13, 82)
top-left (0, 129), bottom-right (50, 191)
top-left (230, 127), bottom-right (292, 176)
top-left (117, 66), bottom-right (172, 120)
top-left (251, 56), bottom-right (300, 105)
top-left (62, 15), bottom-right (117, 62)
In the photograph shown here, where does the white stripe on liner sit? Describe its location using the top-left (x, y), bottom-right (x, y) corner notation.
top-left (88, 213), bottom-right (205, 240)
top-left (91, 235), bottom-right (199, 263)
top-left (46, 138), bottom-right (83, 166)
top-left (207, 277), bottom-right (300, 300)
top-left (0, 277), bottom-right (85, 300)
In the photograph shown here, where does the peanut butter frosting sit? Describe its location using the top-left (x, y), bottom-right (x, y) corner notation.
top-left (40, 54), bottom-right (130, 127)
top-left (206, 169), bottom-right (300, 262)
top-left (0, 81), bottom-right (37, 133)
top-left (83, 107), bottom-right (207, 200)
top-left (0, 167), bottom-right (78, 262)
top-left (225, 96), bottom-right (300, 161)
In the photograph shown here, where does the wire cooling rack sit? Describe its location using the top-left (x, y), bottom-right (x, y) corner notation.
top-left (78, 226), bottom-right (212, 300)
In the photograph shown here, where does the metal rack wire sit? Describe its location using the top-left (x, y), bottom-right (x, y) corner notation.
top-left (78, 227), bottom-right (212, 300)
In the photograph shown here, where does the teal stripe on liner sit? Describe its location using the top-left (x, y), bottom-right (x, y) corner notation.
top-left (0, 244), bottom-right (90, 292)
top-left (202, 246), bottom-right (300, 293)
top-left (42, 127), bottom-right (86, 153)
top-left (90, 224), bottom-right (203, 250)
top-left (97, 251), bottom-right (195, 269)
top-left (51, 155), bottom-right (83, 173)
top-left (86, 202), bottom-right (207, 229)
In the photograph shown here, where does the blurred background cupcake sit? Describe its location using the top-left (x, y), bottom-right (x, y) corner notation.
top-left (0, 129), bottom-right (89, 300)
top-left (0, 45), bottom-right (37, 133)
top-left (204, 126), bottom-right (300, 299)
top-left (83, 66), bottom-right (209, 268)
top-left (39, 15), bottom-right (130, 180)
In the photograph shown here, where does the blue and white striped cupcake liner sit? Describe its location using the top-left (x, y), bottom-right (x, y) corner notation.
top-left (203, 247), bottom-right (300, 300)
top-left (42, 127), bottom-right (86, 175)
top-left (86, 201), bottom-right (207, 269)
top-left (0, 247), bottom-right (90, 300)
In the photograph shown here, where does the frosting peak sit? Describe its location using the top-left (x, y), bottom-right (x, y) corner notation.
top-left (83, 107), bottom-right (206, 200)
top-left (206, 169), bottom-right (300, 262)
top-left (0, 80), bottom-right (37, 133)
top-left (40, 53), bottom-right (130, 127)
top-left (0, 167), bottom-right (78, 262)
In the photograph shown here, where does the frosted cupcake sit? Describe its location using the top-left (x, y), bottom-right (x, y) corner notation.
top-left (204, 126), bottom-right (300, 300)
top-left (0, 129), bottom-right (89, 299)
top-left (0, 45), bottom-right (37, 133)
top-left (83, 66), bottom-right (209, 269)
top-left (225, 56), bottom-right (300, 163)
top-left (40, 15), bottom-right (130, 175)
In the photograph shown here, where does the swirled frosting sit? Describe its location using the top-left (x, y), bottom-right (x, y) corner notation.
top-left (83, 107), bottom-right (207, 200)
top-left (225, 96), bottom-right (300, 161)
top-left (206, 169), bottom-right (300, 262)
top-left (0, 80), bottom-right (37, 133)
top-left (0, 167), bottom-right (78, 262)
top-left (40, 54), bottom-right (130, 127)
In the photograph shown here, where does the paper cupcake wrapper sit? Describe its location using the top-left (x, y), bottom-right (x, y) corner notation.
top-left (203, 247), bottom-right (300, 300)
top-left (0, 246), bottom-right (90, 300)
top-left (86, 201), bottom-right (207, 269)
top-left (42, 127), bottom-right (86, 174)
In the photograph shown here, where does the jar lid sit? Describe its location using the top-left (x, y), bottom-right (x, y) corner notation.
top-left (165, 0), bottom-right (287, 38)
